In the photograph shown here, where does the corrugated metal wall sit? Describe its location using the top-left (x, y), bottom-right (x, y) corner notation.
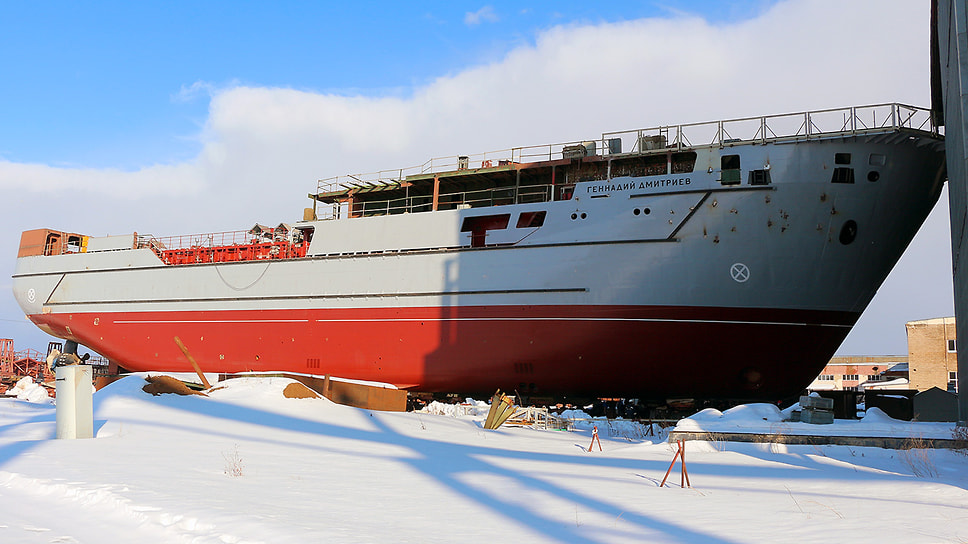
top-left (935, 0), bottom-right (968, 422)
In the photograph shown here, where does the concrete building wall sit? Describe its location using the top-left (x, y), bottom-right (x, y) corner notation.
top-left (907, 317), bottom-right (959, 391)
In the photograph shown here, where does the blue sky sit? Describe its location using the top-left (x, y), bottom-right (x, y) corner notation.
top-left (0, 1), bottom-right (775, 168)
top-left (0, 0), bottom-right (952, 356)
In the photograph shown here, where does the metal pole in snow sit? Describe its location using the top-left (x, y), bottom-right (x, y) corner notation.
top-left (55, 364), bottom-right (93, 439)
top-left (587, 425), bottom-right (602, 452)
top-left (660, 441), bottom-right (690, 488)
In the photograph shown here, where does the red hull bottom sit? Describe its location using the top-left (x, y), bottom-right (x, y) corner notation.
top-left (32, 305), bottom-right (857, 400)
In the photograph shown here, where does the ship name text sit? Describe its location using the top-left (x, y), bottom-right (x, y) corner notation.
top-left (586, 177), bottom-right (691, 194)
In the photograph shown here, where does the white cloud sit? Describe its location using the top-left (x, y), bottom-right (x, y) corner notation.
top-left (172, 80), bottom-right (217, 104)
top-left (464, 6), bottom-right (499, 26)
top-left (0, 160), bottom-right (203, 199)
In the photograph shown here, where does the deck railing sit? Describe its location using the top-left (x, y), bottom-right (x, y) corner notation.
top-left (315, 102), bottom-right (939, 204)
top-left (138, 230), bottom-right (255, 251)
top-left (137, 230), bottom-right (309, 265)
top-left (344, 184), bottom-right (555, 218)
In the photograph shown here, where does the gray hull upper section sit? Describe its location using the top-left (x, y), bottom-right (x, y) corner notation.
top-left (13, 134), bottom-right (946, 321)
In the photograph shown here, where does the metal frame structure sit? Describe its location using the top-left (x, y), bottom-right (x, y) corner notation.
top-left (0, 339), bottom-right (53, 383)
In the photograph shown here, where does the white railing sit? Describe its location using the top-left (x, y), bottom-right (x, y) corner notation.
top-left (314, 103), bottom-right (938, 207)
top-left (603, 103), bottom-right (937, 155)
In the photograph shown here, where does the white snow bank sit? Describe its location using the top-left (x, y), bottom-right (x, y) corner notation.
top-left (420, 399), bottom-right (490, 418)
top-left (861, 407), bottom-right (901, 424)
top-left (5, 377), bottom-right (51, 404)
top-left (674, 403), bottom-right (956, 439)
top-left (557, 409), bottom-right (609, 431)
top-left (419, 403), bottom-right (662, 441)
top-left (722, 403), bottom-right (785, 422)
top-left (558, 409), bottom-right (592, 421)
top-left (685, 408), bottom-right (723, 422)
top-left (677, 403), bottom-right (784, 432)
top-left (557, 409), bottom-right (664, 440)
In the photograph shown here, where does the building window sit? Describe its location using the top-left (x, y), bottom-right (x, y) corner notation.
top-left (950, 371), bottom-right (958, 381)
top-left (842, 374), bottom-right (859, 381)
top-left (948, 339), bottom-right (956, 352)
top-left (817, 374), bottom-right (835, 381)
top-left (867, 375), bottom-right (881, 381)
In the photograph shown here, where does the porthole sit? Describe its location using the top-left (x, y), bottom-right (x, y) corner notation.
top-left (580, 213), bottom-right (587, 219)
top-left (867, 171), bottom-right (880, 182)
top-left (633, 208), bottom-right (640, 216)
top-left (839, 220), bottom-right (858, 245)
top-left (571, 213), bottom-right (578, 220)
top-left (643, 207), bottom-right (651, 215)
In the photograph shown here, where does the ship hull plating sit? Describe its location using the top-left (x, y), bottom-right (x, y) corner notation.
top-left (29, 305), bottom-right (856, 399)
top-left (12, 120), bottom-right (947, 400)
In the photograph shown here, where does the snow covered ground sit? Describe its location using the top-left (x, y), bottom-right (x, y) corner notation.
top-left (675, 402), bottom-right (959, 439)
top-left (0, 375), bottom-right (966, 543)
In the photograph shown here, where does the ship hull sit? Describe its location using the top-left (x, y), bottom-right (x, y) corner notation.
top-left (30, 305), bottom-right (856, 399)
top-left (12, 108), bottom-right (948, 400)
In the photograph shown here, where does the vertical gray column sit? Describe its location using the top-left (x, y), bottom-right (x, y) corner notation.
top-left (937, 0), bottom-right (968, 423)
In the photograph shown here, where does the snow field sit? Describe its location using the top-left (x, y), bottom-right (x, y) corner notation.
top-left (0, 375), bottom-right (962, 542)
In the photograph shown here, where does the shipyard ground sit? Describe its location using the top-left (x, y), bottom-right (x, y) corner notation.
top-left (0, 375), bottom-right (965, 543)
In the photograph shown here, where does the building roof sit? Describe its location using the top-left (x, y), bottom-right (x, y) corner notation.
top-left (906, 316), bottom-right (956, 326)
top-left (827, 355), bottom-right (908, 365)
top-left (808, 381), bottom-right (837, 391)
top-left (823, 361), bottom-right (907, 368)
top-left (860, 378), bottom-right (910, 390)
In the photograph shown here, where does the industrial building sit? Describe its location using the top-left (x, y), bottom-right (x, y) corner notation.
top-left (807, 355), bottom-right (909, 392)
top-left (809, 317), bottom-right (959, 394)
top-left (907, 317), bottom-right (959, 392)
